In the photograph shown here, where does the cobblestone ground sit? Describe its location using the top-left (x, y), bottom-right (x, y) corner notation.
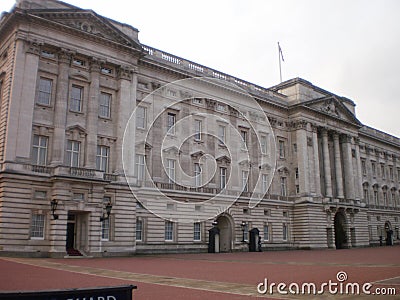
top-left (1, 246), bottom-right (399, 299)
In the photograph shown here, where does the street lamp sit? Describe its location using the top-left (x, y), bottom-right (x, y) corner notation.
top-left (100, 200), bottom-right (112, 222)
top-left (212, 220), bottom-right (218, 227)
top-left (50, 199), bottom-right (58, 220)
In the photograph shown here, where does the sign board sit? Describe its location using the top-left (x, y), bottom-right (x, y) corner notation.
top-left (0, 285), bottom-right (137, 300)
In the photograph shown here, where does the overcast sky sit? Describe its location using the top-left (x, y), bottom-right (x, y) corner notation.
top-left (2, 0), bottom-right (399, 137)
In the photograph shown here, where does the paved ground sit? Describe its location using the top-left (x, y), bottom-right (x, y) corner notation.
top-left (0, 246), bottom-right (399, 299)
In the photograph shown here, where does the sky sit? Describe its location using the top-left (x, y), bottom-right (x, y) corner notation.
top-left (1, 0), bottom-right (399, 137)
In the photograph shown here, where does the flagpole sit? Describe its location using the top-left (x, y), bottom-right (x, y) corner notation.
top-left (278, 42), bottom-right (282, 83)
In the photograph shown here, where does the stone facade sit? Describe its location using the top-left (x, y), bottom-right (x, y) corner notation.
top-left (0, 0), bottom-right (399, 257)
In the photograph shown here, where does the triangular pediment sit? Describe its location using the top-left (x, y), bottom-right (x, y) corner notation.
top-left (303, 96), bottom-right (362, 125)
top-left (162, 146), bottom-right (181, 155)
top-left (29, 9), bottom-right (141, 49)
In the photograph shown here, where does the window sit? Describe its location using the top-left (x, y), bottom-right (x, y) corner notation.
top-left (31, 213), bottom-right (45, 239)
top-left (295, 168), bottom-right (299, 179)
top-left (219, 167), bottom-right (227, 189)
top-left (166, 159), bottom-right (175, 183)
top-left (260, 135), bottom-right (268, 154)
top-left (194, 222), bottom-right (201, 241)
top-left (41, 50), bottom-right (55, 58)
top-left (96, 146), bottom-right (109, 172)
top-left (361, 160), bottom-right (367, 175)
top-left (165, 221), bottom-right (174, 241)
top-left (372, 162), bottom-right (376, 177)
top-left (99, 92), bottom-right (111, 118)
top-left (37, 78), bottom-right (52, 105)
top-left (280, 177), bottom-right (287, 196)
top-left (218, 125), bottom-right (226, 145)
top-left (383, 190), bottom-right (388, 206)
top-left (70, 85), bottom-right (83, 112)
top-left (296, 185), bottom-right (300, 194)
top-left (241, 170), bottom-right (249, 192)
top-left (167, 113), bottom-right (176, 135)
top-left (192, 98), bottom-right (202, 105)
top-left (194, 120), bottom-right (202, 140)
top-left (363, 187), bottom-right (369, 204)
top-left (389, 167), bottom-right (394, 181)
top-left (243, 223), bottom-right (249, 241)
top-left (136, 218), bottom-right (143, 241)
top-left (373, 189), bottom-right (378, 206)
top-left (381, 164), bottom-right (386, 179)
top-left (283, 223), bottom-right (288, 241)
top-left (279, 140), bottom-right (285, 158)
top-left (101, 217), bottom-right (110, 240)
top-left (72, 58), bottom-right (85, 66)
top-left (264, 224), bottom-right (269, 241)
top-left (293, 143), bottom-right (297, 153)
top-left (136, 154), bottom-right (145, 181)
top-left (391, 191), bottom-right (396, 207)
top-left (216, 103), bottom-right (226, 112)
top-left (73, 193), bottom-right (84, 201)
top-left (194, 163), bottom-right (202, 187)
top-left (240, 130), bottom-right (248, 149)
top-left (101, 66), bottom-right (113, 75)
top-left (136, 106), bottom-right (147, 129)
top-left (66, 140), bottom-right (80, 167)
top-left (32, 135), bottom-right (48, 165)
top-left (262, 174), bottom-right (269, 193)
top-left (398, 168), bottom-right (400, 182)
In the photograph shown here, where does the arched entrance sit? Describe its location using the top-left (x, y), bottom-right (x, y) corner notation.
top-left (216, 214), bottom-right (233, 252)
top-left (334, 211), bottom-right (348, 249)
top-left (384, 221), bottom-right (393, 246)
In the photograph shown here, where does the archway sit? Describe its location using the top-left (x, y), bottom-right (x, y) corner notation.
top-left (384, 221), bottom-right (393, 246)
top-left (216, 214), bottom-right (233, 252)
top-left (334, 211), bottom-right (348, 249)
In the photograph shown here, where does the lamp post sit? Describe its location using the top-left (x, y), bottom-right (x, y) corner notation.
top-left (100, 200), bottom-right (112, 222)
top-left (50, 199), bottom-right (58, 220)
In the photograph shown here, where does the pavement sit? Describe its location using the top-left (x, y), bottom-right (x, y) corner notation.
top-left (0, 246), bottom-right (399, 299)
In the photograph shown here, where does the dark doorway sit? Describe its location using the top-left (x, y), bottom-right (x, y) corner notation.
top-left (66, 222), bottom-right (75, 250)
top-left (216, 215), bottom-right (232, 252)
top-left (334, 211), bottom-right (347, 249)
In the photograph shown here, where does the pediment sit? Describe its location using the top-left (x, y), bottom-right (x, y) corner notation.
top-left (30, 9), bottom-right (141, 49)
top-left (303, 96), bottom-right (362, 125)
top-left (238, 159), bottom-right (251, 167)
top-left (135, 141), bottom-right (153, 151)
top-left (216, 155), bottom-right (231, 164)
top-left (162, 146), bottom-right (181, 155)
top-left (190, 151), bottom-right (204, 159)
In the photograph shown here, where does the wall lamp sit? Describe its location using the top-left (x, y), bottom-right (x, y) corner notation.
top-left (50, 199), bottom-right (59, 220)
top-left (100, 200), bottom-right (112, 222)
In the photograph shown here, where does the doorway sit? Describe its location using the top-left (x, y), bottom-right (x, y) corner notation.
top-left (66, 214), bottom-right (76, 250)
top-left (334, 211), bottom-right (347, 249)
top-left (216, 215), bottom-right (233, 252)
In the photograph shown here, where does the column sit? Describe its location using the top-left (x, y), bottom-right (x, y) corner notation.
top-left (5, 39), bottom-right (39, 161)
top-left (84, 58), bottom-right (100, 169)
top-left (51, 50), bottom-right (71, 165)
top-left (115, 65), bottom-right (137, 176)
top-left (312, 125), bottom-right (321, 196)
top-left (354, 137), bottom-right (363, 202)
top-left (322, 129), bottom-right (333, 198)
top-left (333, 133), bottom-right (344, 199)
top-left (342, 135), bottom-right (355, 200)
top-left (296, 121), bottom-right (310, 196)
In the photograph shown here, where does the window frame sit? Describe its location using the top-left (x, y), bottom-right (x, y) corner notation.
top-left (99, 92), bottom-right (112, 119)
top-left (136, 154), bottom-right (146, 181)
top-left (96, 145), bottom-right (110, 172)
top-left (32, 135), bottom-right (48, 166)
top-left (219, 167), bottom-right (227, 189)
top-left (70, 85), bottom-right (83, 112)
top-left (165, 221), bottom-right (174, 241)
top-left (166, 159), bottom-right (176, 183)
top-left (193, 222), bottom-right (201, 241)
top-left (37, 77), bottom-right (53, 106)
top-left (167, 112), bottom-right (176, 135)
top-left (30, 213), bottom-right (45, 240)
top-left (66, 140), bottom-right (81, 167)
top-left (136, 106), bottom-right (147, 129)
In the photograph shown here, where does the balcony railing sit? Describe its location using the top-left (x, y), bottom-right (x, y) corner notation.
top-left (69, 167), bottom-right (96, 178)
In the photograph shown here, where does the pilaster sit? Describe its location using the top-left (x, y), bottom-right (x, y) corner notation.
top-left (51, 49), bottom-right (72, 166)
top-left (321, 128), bottom-right (333, 198)
top-left (312, 125), bottom-right (321, 196)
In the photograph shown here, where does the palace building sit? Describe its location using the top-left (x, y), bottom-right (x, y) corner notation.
top-left (0, 0), bottom-right (399, 257)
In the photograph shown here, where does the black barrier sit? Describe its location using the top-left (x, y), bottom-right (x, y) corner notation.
top-left (0, 285), bottom-right (137, 300)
